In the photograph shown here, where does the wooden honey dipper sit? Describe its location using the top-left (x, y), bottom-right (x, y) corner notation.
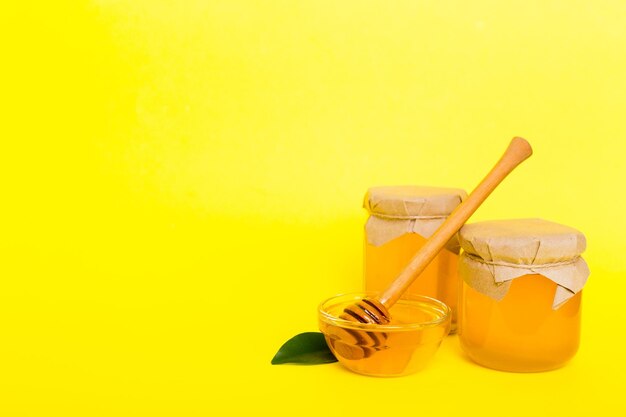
top-left (336, 137), bottom-right (533, 358)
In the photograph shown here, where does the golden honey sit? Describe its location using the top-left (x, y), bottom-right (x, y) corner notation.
top-left (318, 293), bottom-right (450, 376)
top-left (457, 219), bottom-right (589, 372)
top-left (365, 233), bottom-right (459, 328)
top-left (363, 186), bottom-right (466, 331)
top-left (459, 274), bottom-right (581, 372)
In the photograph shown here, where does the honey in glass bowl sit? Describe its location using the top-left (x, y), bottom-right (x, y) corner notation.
top-left (318, 293), bottom-right (451, 377)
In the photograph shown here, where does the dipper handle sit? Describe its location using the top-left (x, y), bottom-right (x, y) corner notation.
top-left (378, 137), bottom-right (533, 308)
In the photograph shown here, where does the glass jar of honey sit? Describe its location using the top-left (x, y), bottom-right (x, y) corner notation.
top-left (363, 186), bottom-right (467, 331)
top-left (457, 218), bottom-right (590, 372)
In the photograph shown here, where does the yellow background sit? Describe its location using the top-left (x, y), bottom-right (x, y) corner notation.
top-left (1, 1), bottom-right (625, 415)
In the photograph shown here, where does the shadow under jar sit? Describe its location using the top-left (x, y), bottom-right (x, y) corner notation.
top-left (363, 186), bottom-right (467, 332)
top-left (457, 218), bottom-right (590, 372)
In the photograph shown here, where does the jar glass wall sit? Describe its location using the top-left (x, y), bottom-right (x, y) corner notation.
top-left (458, 273), bottom-right (581, 372)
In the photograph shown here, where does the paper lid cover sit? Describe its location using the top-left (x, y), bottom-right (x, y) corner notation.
top-left (458, 218), bottom-right (590, 309)
top-left (364, 186), bottom-right (467, 219)
top-left (459, 218), bottom-right (586, 264)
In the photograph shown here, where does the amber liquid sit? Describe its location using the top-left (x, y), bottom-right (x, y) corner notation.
top-left (319, 300), bottom-right (449, 376)
top-left (458, 274), bottom-right (581, 372)
top-left (364, 233), bottom-right (460, 330)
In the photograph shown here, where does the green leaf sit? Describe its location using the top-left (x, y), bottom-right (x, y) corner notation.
top-left (271, 332), bottom-right (337, 365)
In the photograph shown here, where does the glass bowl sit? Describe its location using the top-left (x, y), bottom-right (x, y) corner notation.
top-left (318, 293), bottom-right (451, 377)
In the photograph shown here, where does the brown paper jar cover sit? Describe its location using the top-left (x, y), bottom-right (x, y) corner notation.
top-left (363, 186), bottom-right (467, 249)
top-left (458, 218), bottom-right (590, 309)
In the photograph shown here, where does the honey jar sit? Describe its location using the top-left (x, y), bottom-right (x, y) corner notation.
top-left (363, 186), bottom-right (467, 331)
top-left (457, 218), bottom-right (590, 372)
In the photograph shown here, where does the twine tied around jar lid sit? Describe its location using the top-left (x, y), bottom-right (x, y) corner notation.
top-left (458, 218), bottom-right (590, 309)
top-left (363, 186), bottom-right (467, 249)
